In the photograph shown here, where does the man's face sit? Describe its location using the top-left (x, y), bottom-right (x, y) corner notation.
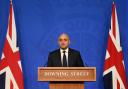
top-left (58, 34), bottom-right (70, 49)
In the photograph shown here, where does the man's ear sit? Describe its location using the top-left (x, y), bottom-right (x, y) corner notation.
top-left (58, 41), bottom-right (59, 45)
top-left (69, 40), bottom-right (70, 44)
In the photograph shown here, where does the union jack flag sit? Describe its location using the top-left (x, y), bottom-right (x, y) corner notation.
top-left (103, 3), bottom-right (128, 89)
top-left (0, 1), bottom-right (24, 89)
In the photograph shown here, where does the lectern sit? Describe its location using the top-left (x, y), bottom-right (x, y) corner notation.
top-left (38, 67), bottom-right (96, 89)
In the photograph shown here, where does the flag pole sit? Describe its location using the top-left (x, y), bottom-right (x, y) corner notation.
top-left (10, 0), bottom-right (12, 4)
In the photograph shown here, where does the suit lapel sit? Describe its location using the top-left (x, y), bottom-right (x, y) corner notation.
top-left (68, 48), bottom-right (72, 67)
top-left (57, 49), bottom-right (62, 67)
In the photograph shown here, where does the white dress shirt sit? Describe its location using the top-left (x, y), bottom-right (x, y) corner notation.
top-left (60, 48), bottom-right (69, 66)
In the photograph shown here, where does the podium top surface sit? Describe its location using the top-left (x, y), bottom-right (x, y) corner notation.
top-left (38, 67), bottom-right (96, 69)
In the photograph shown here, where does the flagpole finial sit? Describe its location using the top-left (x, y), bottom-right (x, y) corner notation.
top-left (10, 0), bottom-right (12, 4)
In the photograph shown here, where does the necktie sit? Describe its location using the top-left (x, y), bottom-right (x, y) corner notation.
top-left (63, 51), bottom-right (67, 67)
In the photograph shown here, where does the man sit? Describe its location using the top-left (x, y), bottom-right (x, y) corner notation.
top-left (47, 33), bottom-right (84, 67)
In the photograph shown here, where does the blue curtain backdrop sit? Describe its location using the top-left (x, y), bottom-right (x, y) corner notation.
top-left (0, 0), bottom-right (128, 89)
top-left (0, 0), bottom-right (10, 58)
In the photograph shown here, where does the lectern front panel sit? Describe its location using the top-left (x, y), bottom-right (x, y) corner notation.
top-left (38, 67), bottom-right (96, 82)
top-left (38, 67), bottom-right (96, 89)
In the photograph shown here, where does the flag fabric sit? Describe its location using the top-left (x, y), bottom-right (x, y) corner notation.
top-left (103, 3), bottom-right (128, 89)
top-left (0, 2), bottom-right (24, 89)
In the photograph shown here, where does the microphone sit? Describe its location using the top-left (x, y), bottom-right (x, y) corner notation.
top-left (43, 61), bottom-right (48, 67)
top-left (84, 61), bottom-right (88, 67)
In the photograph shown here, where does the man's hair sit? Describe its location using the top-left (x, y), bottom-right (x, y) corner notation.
top-left (58, 33), bottom-right (70, 40)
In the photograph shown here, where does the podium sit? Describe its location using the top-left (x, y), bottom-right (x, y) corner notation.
top-left (38, 67), bottom-right (96, 89)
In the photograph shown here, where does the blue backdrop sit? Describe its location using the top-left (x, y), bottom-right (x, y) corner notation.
top-left (0, 0), bottom-right (128, 89)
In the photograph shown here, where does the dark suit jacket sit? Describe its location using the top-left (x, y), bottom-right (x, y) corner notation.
top-left (47, 48), bottom-right (84, 67)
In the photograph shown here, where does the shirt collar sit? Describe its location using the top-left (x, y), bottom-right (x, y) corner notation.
top-left (60, 48), bottom-right (69, 53)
